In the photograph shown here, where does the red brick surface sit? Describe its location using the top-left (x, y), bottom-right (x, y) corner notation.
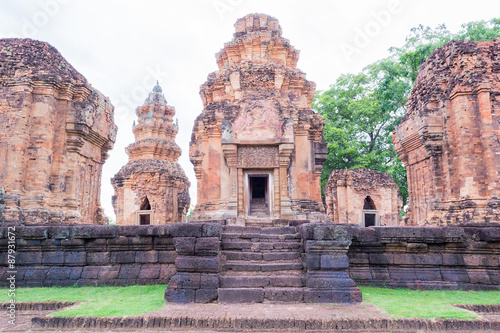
top-left (0, 38), bottom-right (117, 225)
top-left (111, 83), bottom-right (190, 225)
top-left (394, 39), bottom-right (500, 225)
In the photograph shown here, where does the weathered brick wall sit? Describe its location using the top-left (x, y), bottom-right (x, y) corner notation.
top-left (0, 39), bottom-right (118, 225)
top-left (324, 169), bottom-right (401, 226)
top-left (0, 225), bottom-right (176, 287)
top-left (393, 39), bottom-right (500, 225)
top-left (348, 225), bottom-right (500, 290)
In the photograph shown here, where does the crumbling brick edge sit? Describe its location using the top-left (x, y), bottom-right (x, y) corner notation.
top-left (0, 301), bottom-right (75, 311)
top-left (30, 315), bottom-right (500, 331)
top-left (452, 304), bottom-right (500, 313)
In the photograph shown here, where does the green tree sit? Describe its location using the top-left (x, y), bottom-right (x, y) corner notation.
top-left (316, 18), bottom-right (500, 210)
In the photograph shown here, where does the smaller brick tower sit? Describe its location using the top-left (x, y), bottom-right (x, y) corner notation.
top-left (112, 82), bottom-right (190, 225)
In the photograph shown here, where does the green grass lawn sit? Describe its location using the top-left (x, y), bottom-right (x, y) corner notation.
top-left (0, 285), bottom-right (167, 317)
top-left (1, 285), bottom-right (499, 319)
top-left (359, 286), bottom-right (500, 319)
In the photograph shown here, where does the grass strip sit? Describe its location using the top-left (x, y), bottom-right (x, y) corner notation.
top-left (0, 284), bottom-right (167, 317)
top-left (359, 286), bottom-right (500, 319)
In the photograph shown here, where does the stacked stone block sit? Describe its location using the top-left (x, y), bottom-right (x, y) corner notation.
top-left (218, 226), bottom-right (305, 303)
top-left (165, 223), bottom-right (222, 303)
top-left (348, 225), bottom-right (500, 290)
top-left (0, 225), bottom-right (176, 287)
top-left (300, 224), bottom-right (362, 303)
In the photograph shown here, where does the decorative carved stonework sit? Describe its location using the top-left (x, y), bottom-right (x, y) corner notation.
top-left (189, 14), bottom-right (328, 222)
top-left (112, 83), bottom-right (190, 225)
top-left (237, 146), bottom-right (279, 168)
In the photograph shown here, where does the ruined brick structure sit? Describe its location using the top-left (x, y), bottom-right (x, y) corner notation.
top-left (0, 39), bottom-right (117, 225)
top-left (324, 169), bottom-right (401, 226)
top-left (393, 40), bottom-right (500, 225)
top-left (112, 83), bottom-right (190, 225)
top-left (189, 14), bottom-right (328, 225)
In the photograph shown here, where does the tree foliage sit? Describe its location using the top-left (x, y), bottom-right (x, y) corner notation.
top-left (315, 18), bottom-right (500, 210)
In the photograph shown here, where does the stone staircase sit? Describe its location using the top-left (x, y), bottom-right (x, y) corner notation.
top-left (219, 225), bottom-right (305, 303)
top-left (249, 198), bottom-right (269, 216)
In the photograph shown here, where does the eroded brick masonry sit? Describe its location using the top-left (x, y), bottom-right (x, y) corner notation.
top-left (393, 39), bottom-right (500, 225)
top-left (111, 83), bottom-right (190, 225)
top-left (189, 14), bottom-right (328, 225)
top-left (324, 169), bottom-right (401, 227)
top-left (0, 39), bottom-right (117, 225)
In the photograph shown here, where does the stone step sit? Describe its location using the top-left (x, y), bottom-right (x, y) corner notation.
top-left (221, 240), bottom-right (301, 251)
top-left (219, 274), bottom-right (305, 288)
top-left (218, 287), bottom-right (305, 303)
top-left (222, 233), bottom-right (301, 241)
top-left (246, 220), bottom-right (271, 227)
top-left (223, 226), bottom-right (297, 235)
top-left (223, 261), bottom-right (303, 272)
top-left (222, 251), bottom-right (301, 261)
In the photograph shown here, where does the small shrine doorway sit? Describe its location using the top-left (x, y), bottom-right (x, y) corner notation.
top-left (136, 197), bottom-right (153, 225)
top-left (244, 171), bottom-right (273, 217)
top-left (362, 196), bottom-right (379, 227)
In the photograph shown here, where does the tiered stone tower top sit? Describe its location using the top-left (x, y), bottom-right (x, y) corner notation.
top-left (126, 82), bottom-right (181, 162)
top-left (199, 14), bottom-right (316, 109)
top-left (190, 14), bottom-right (327, 223)
top-left (112, 83), bottom-right (190, 224)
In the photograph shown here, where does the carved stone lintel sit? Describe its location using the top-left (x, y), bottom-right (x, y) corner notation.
top-left (237, 146), bottom-right (278, 168)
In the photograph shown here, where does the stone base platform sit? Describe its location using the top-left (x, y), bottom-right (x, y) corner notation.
top-left (27, 303), bottom-right (500, 332)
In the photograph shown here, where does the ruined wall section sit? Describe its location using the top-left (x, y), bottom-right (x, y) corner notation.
top-left (0, 39), bottom-right (117, 225)
top-left (348, 225), bottom-right (500, 290)
top-left (324, 169), bottom-right (401, 226)
top-left (0, 225), bottom-right (176, 287)
top-left (394, 39), bottom-right (500, 225)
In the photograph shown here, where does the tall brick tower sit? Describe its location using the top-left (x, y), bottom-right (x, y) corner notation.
top-left (393, 39), bottom-right (500, 225)
top-left (0, 39), bottom-right (117, 225)
top-left (189, 14), bottom-right (328, 225)
top-left (112, 82), bottom-right (190, 225)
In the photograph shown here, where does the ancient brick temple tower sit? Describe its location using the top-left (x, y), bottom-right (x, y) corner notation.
top-left (189, 14), bottom-right (328, 225)
top-left (0, 39), bottom-right (117, 224)
top-left (324, 169), bottom-right (401, 226)
top-left (393, 39), bottom-right (500, 225)
top-left (112, 82), bottom-right (190, 225)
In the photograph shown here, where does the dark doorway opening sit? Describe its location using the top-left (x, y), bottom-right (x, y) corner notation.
top-left (139, 214), bottom-right (151, 225)
top-left (364, 213), bottom-right (375, 227)
top-left (249, 175), bottom-right (269, 216)
top-left (363, 196), bottom-right (377, 227)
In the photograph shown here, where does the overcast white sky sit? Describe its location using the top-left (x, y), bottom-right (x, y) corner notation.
top-left (1, 0), bottom-right (499, 221)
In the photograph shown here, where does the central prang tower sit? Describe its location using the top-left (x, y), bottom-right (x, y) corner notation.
top-left (189, 13), bottom-right (328, 225)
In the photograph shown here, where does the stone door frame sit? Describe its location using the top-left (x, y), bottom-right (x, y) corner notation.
top-left (135, 210), bottom-right (154, 225)
top-left (243, 169), bottom-right (274, 217)
top-left (361, 209), bottom-right (380, 227)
